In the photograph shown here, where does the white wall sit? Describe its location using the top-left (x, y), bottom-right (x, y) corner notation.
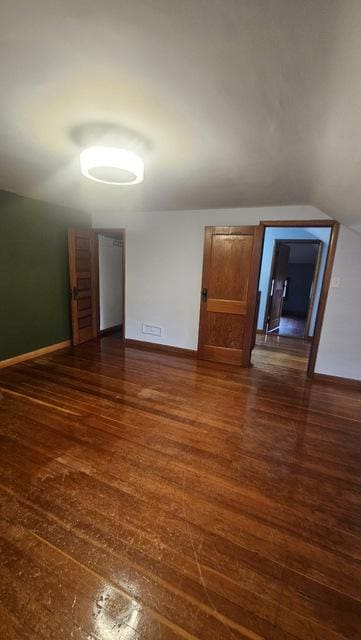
top-left (315, 225), bottom-right (361, 380)
top-left (98, 234), bottom-right (123, 331)
top-left (92, 205), bottom-right (361, 381)
top-left (93, 205), bottom-right (326, 345)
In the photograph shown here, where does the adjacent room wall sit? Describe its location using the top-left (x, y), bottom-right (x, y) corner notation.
top-left (98, 234), bottom-right (123, 331)
top-left (93, 204), bottom-right (361, 381)
top-left (0, 190), bottom-right (91, 360)
top-left (283, 263), bottom-right (315, 318)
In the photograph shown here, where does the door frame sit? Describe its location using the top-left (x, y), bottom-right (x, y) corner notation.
top-left (263, 238), bottom-right (322, 338)
top-left (258, 220), bottom-right (339, 377)
top-left (304, 240), bottom-right (322, 338)
top-left (92, 228), bottom-right (126, 341)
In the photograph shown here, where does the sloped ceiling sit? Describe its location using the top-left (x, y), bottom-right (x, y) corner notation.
top-left (0, 1), bottom-right (360, 227)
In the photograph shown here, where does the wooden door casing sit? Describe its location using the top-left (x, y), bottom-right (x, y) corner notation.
top-left (304, 240), bottom-right (322, 338)
top-left (198, 226), bottom-right (263, 366)
top-left (68, 229), bottom-right (98, 345)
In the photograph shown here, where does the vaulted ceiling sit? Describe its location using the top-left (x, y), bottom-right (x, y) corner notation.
top-left (0, 1), bottom-right (360, 228)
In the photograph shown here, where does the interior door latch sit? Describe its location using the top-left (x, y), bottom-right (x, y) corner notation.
top-left (201, 287), bottom-right (208, 301)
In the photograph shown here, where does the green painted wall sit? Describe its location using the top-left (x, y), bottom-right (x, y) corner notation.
top-left (0, 190), bottom-right (91, 360)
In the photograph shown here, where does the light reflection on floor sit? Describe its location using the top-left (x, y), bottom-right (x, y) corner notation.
top-left (93, 587), bottom-right (140, 639)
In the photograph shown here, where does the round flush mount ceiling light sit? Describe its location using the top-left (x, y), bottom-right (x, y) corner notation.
top-left (80, 146), bottom-right (144, 185)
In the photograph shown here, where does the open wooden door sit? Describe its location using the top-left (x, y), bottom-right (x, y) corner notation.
top-left (266, 242), bottom-right (290, 333)
top-left (198, 226), bottom-right (263, 366)
top-left (68, 229), bottom-right (98, 345)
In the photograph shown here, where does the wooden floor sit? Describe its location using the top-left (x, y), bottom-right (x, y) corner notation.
top-left (0, 336), bottom-right (361, 640)
top-left (255, 333), bottom-right (311, 362)
top-left (278, 316), bottom-right (307, 339)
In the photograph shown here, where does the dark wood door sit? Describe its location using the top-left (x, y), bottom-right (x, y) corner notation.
top-left (267, 242), bottom-right (290, 333)
top-left (68, 229), bottom-right (98, 345)
top-left (198, 226), bottom-right (263, 366)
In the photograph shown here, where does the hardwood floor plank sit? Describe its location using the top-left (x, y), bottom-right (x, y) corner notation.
top-left (0, 336), bottom-right (360, 639)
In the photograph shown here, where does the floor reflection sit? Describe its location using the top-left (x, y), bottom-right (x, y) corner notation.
top-left (93, 587), bottom-right (140, 639)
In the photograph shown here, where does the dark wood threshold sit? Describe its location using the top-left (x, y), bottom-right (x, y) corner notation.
top-left (312, 372), bottom-right (361, 390)
top-left (124, 338), bottom-right (197, 358)
top-left (99, 324), bottom-right (122, 337)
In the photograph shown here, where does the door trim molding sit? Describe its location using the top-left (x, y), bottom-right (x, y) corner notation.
top-left (125, 338), bottom-right (197, 358)
top-left (259, 220), bottom-right (339, 377)
top-left (262, 219), bottom-right (334, 227)
top-left (304, 240), bottom-right (322, 338)
top-left (242, 224), bottom-right (264, 366)
top-left (0, 340), bottom-right (71, 369)
top-left (313, 372), bottom-right (361, 390)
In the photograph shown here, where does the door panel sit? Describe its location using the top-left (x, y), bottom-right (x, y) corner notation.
top-left (267, 242), bottom-right (290, 333)
top-left (206, 299), bottom-right (247, 314)
top-left (208, 234), bottom-right (253, 299)
top-left (207, 312), bottom-right (245, 348)
top-left (198, 226), bottom-right (263, 366)
top-left (68, 229), bottom-right (97, 345)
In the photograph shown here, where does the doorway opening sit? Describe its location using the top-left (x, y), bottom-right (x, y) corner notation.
top-left (94, 229), bottom-right (124, 339)
top-left (254, 221), bottom-right (338, 376)
top-left (68, 228), bottom-right (125, 345)
top-left (263, 238), bottom-right (324, 340)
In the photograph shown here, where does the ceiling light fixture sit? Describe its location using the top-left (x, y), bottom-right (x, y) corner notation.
top-left (80, 146), bottom-right (144, 185)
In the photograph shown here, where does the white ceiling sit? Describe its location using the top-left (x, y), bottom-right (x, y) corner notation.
top-left (0, 1), bottom-right (360, 227)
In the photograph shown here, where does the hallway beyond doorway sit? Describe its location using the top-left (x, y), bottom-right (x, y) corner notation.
top-left (279, 315), bottom-right (307, 338)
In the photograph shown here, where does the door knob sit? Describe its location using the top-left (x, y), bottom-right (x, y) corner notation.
top-left (201, 288), bottom-right (208, 301)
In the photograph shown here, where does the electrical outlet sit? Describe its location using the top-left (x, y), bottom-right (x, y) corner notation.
top-left (331, 276), bottom-right (341, 288)
top-left (142, 324), bottom-right (162, 337)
